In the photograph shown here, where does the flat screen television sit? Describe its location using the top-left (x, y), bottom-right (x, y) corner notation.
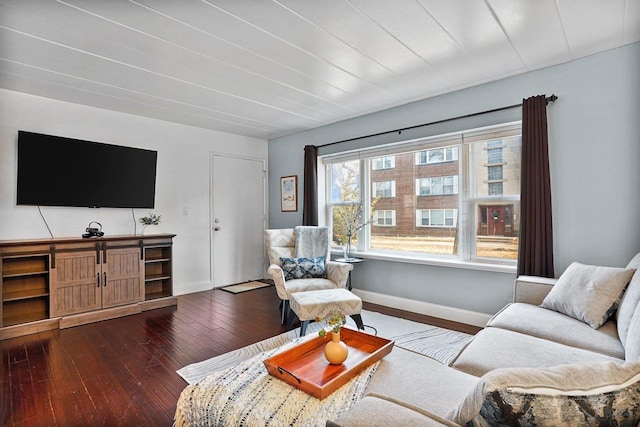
top-left (17, 131), bottom-right (157, 208)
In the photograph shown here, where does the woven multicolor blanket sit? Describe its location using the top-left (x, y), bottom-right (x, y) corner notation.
top-left (175, 344), bottom-right (379, 427)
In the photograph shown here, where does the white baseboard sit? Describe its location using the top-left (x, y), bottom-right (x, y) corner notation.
top-left (352, 289), bottom-right (492, 328)
top-left (174, 281), bottom-right (213, 296)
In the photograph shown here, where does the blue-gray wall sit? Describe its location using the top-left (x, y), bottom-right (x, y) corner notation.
top-left (268, 43), bottom-right (640, 316)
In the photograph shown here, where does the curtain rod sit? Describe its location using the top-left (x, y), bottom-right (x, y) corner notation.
top-left (318, 94), bottom-right (558, 149)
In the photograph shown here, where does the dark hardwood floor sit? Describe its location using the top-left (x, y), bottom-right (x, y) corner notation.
top-left (1, 286), bottom-right (480, 426)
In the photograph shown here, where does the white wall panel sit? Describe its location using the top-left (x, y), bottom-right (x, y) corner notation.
top-left (0, 88), bottom-right (268, 295)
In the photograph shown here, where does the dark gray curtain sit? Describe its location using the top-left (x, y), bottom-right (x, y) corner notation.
top-left (517, 95), bottom-right (555, 277)
top-left (302, 145), bottom-right (318, 226)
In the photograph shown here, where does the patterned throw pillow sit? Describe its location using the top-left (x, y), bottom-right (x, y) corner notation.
top-left (446, 361), bottom-right (640, 427)
top-left (280, 257), bottom-right (326, 280)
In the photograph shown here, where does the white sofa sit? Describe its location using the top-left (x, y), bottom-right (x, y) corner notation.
top-left (328, 253), bottom-right (640, 426)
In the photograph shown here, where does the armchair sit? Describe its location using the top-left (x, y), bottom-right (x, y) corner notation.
top-left (264, 227), bottom-right (353, 323)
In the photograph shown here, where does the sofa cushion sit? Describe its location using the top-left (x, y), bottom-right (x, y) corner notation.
top-left (617, 252), bottom-right (640, 347)
top-left (446, 361), bottom-right (640, 427)
top-left (626, 303), bottom-right (640, 361)
top-left (487, 303), bottom-right (624, 359)
top-left (280, 256), bottom-right (326, 280)
top-left (540, 262), bottom-right (635, 329)
top-left (451, 327), bottom-right (620, 377)
top-left (365, 347), bottom-right (478, 418)
top-left (327, 393), bottom-right (459, 427)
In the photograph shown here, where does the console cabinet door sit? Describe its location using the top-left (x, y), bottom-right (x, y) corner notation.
top-left (50, 250), bottom-right (100, 317)
top-left (102, 247), bottom-right (144, 309)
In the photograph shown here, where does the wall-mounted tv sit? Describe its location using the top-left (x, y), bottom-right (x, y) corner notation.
top-left (17, 131), bottom-right (157, 208)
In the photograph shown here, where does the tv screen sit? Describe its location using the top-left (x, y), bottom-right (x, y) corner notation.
top-left (17, 131), bottom-right (157, 208)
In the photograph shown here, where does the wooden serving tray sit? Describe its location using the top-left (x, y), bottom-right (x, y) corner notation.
top-left (263, 328), bottom-right (394, 400)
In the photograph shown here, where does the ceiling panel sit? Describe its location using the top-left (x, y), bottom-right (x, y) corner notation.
top-left (133, 0), bottom-right (384, 94)
top-left (0, 0), bottom-right (637, 140)
top-left (28, 0), bottom-right (352, 117)
top-left (0, 28), bottom-right (321, 128)
top-left (486, 0), bottom-right (571, 68)
top-left (557, 0), bottom-right (628, 57)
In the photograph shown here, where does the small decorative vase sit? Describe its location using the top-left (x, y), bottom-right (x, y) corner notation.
top-left (343, 235), bottom-right (356, 261)
top-left (324, 330), bottom-right (348, 365)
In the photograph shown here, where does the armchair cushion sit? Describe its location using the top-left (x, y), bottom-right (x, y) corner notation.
top-left (280, 257), bottom-right (326, 280)
top-left (264, 229), bottom-right (296, 266)
top-left (540, 262), bottom-right (635, 329)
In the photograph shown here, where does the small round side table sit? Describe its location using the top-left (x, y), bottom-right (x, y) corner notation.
top-left (335, 257), bottom-right (364, 291)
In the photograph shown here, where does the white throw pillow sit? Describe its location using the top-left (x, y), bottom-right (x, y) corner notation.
top-left (540, 262), bottom-right (635, 329)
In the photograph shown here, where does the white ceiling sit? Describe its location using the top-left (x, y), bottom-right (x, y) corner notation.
top-left (0, 1), bottom-right (638, 140)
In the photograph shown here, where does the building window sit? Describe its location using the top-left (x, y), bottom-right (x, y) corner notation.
top-left (417, 176), bottom-right (459, 196)
top-left (372, 156), bottom-right (395, 170)
top-left (373, 210), bottom-right (396, 226)
top-left (487, 166), bottom-right (503, 181)
top-left (373, 181), bottom-right (396, 198)
top-left (488, 182), bottom-right (503, 195)
top-left (323, 123), bottom-right (521, 264)
top-left (487, 145), bottom-right (503, 164)
top-left (416, 147), bottom-right (458, 165)
top-left (417, 209), bottom-right (457, 227)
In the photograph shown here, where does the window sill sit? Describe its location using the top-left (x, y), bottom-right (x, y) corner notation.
top-left (331, 249), bottom-right (517, 274)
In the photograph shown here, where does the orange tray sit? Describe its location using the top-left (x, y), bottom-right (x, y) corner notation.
top-left (263, 328), bottom-right (394, 400)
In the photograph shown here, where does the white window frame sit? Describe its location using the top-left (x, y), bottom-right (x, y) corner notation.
top-left (416, 209), bottom-right (458, 228)
top-left (415, 147), bottom-right (459, 165)
top-left (321, 122), bottom-right (521, 271)
top-left (416, 176), bottom-right (459, 196)
top-left (373, 210), bottom-right (396, 226)
top-left (372, 156), bottom-right (395, 170)
top-left (373, 180), bottom-right (396, 198)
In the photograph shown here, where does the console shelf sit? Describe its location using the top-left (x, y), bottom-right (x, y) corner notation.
top-left (144, 244), bottom-right (173, 302)
top-left (1, 253), bottom-right (50, 327)
top-left (0, 234), bottom-right (176, 340)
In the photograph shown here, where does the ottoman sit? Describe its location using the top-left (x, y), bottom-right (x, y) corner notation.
top-left (287, 288), bottom-right (364, 336)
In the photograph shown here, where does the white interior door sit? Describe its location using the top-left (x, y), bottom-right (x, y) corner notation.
top-left (211, 154), bottom-right (266, 287)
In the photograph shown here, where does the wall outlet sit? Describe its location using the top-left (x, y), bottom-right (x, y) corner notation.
top-left (182, 205), bottom-right (190, 216)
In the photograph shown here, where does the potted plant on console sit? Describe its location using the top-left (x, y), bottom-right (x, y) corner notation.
top-left (139, 213), bottom-right (161, 235)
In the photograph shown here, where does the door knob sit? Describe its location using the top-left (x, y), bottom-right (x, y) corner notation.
top-left (214, 226), bottom-right (221, 231)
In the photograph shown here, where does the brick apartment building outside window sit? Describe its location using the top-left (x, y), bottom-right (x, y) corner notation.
top-left (323, 123), bottom-right (521, 264)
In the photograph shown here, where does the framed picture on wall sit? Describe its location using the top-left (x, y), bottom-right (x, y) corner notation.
top-left (280, 175), bottom-right (298, 212)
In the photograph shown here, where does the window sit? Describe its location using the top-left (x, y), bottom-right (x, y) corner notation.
top-left (487, 166), bottom-right (503, 181)
top-left (327, 160), bottom-right (362, 246)
top-left (323, 123), bottom-right (521, 264)
top-left (373, 181), bottom-right (396, 198)
top-left (372, 156), bottom-right (395, 170)
top-left (417, 176), bottom-right (459, 196)
top-left (373, 210), bottom-right (395, 226)
top-left (487, 140), bottom-right (503, 164)
top-left (488, 182), bottom-right (503, 195)
top-left (471, 135), bottom-right (521, 259)
top-left (416, 147), bottom-right (458, 164)
top-left (329, 160), bottom-right (360, 203)
top-left (417, 209), bottom-right (457, 227)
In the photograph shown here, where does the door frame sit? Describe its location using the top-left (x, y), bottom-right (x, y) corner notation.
top-left (209, 152), bottom-right (268, 287)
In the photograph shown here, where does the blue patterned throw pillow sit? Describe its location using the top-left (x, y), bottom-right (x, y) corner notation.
top-left (280, 257), bottom-right (326, 280)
